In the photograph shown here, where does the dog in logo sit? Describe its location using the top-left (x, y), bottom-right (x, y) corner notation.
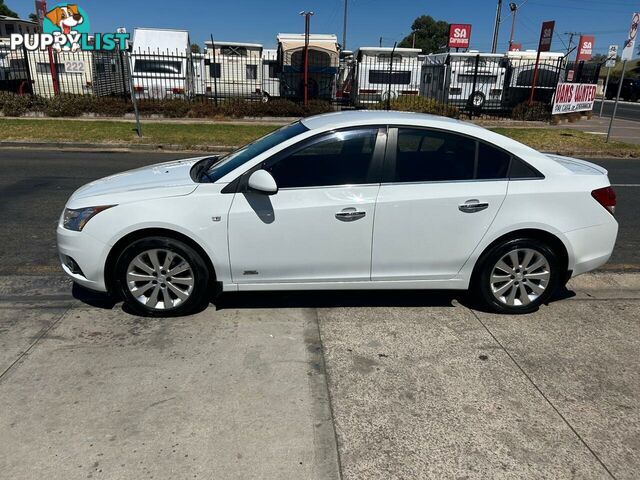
top-left (45, 4), bottom-right (84, 52)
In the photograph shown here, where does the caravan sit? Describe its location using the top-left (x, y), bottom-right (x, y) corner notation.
top-left (261, 48), bottom-right (280, 99)
top-left (26, 49), bottom-right (94, 97)
top-left (353, 47), bottom-right (422, 105)
top-left (203, 41), bottom-right (263, 100)
top-left (130, 28), bottom-right (193, 99)
top-left (277, 33), bottom-right (339, 101)
top-left (421, 52), bottom-right (506, 110)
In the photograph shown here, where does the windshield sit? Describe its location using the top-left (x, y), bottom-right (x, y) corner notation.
top-left (206, 121), bottom-right (309, 182)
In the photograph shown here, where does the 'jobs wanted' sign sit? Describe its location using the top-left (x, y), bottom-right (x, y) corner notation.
top-left (552, 83), bottom-right (597, 114)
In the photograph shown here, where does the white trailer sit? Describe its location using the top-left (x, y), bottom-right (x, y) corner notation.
top-left (131, 28), bottom-right (192, 99)
top-left (261, 48), bottom-right (280, 99)
top-left (353, 47), bottom-right (422, 105)
top-left (421, 52), bottom-right (506, 110)
top-left (204, 41), bottom-right (263, 100)
top-left (277, 33), bottom-right (339, 101)
top-left (25, 49), bottom-right (94, 97)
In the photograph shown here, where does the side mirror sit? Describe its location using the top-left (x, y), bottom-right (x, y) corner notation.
top-left (247, 169), bottom-right (278, 195)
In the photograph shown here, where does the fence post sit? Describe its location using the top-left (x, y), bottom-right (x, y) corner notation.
top-left (209, 35), bottom-right (219, 106)
top-left (125, 51), bottom-right (142, 137)
top-left (386, 41), bottom-right (397, 111)
top-left (469, 54), bottom-right (480, 119)
top-left (599, 66), bottom-right (611, 118)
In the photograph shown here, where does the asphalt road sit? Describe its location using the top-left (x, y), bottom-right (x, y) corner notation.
top-left (593, 99), bottom-right (640, 122)
top-left (0, 149), bottom-right (637, 275)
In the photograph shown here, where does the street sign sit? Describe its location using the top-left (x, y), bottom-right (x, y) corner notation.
top-left (448, 24), bottom-right (471, 49)
top-left (538, 20), bottom-right (555, 52)
top-left (622, 12), bottom-right (639, 61)
top-left (509, 42), bottom-right (522, 52)
top-left (606, 45), bottom-right (618, 68)
top-left (576, 35), bottom-right (595, 62)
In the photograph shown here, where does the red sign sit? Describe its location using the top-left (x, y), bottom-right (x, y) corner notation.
top-left (553, 83), bottom-right (597, 114)
top-left (576, 35), bottom-right (595, 62)
top-left (448, 24), bottom-right (472, 49)
top-left (509, 42), bottom-right (522, 52)
top-left (538, 20), bottom-right (555, 52)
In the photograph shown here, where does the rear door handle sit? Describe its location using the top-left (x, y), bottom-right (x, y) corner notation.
top-left (336, 207), bottom-right (366, 221)
top-left (459, 200), bottom-right (489, 213)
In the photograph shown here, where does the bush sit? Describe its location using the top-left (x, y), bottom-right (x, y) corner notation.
top-left (91, 96), bottom-right (132, 116)
top-left (303, 99), bottom-right (333, 116)
top-left (43, 94), bottom-right (92, 117)
top-left (137, 98), bottom-right (192, 118)
top-left (511, 101), bottom-right (551, 121)
top-left (0, 92), bottom-right (33, 117)
top-left (371, 96), bottom-right (461, 118)
top-left (187, 101), bottom-right (220, 118)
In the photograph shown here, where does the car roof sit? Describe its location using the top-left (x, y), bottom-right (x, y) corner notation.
top-left (301, 110), bottom-right (465, 131)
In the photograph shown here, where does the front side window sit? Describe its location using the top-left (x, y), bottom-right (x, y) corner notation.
top-left (394, 129), bottom-right (476, 182)
top-left (206, 122), bottom-right (308, 182)
top-left (265, 129), bottom-right (378, 189)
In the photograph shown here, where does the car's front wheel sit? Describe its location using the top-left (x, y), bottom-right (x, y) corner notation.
top-left (475, 238), bottom-right (561, 314)
top-left (115, 237), bottom-right (211, 317)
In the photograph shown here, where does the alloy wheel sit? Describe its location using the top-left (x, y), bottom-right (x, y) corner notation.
top-left (126, 249), bottom-right (195, 310)
top-left (489, 248), bottom-right (551, 307)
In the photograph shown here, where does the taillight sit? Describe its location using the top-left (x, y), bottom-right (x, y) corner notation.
top-left (134, 86), bottom-right (145, 92)
top-left (171, 87), bottom-right (185, 94)
top-left (591, 186), bottom-right (616, 215)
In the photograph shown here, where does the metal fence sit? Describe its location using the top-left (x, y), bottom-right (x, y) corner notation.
top-left (0, 45), bottom-right (603, 119)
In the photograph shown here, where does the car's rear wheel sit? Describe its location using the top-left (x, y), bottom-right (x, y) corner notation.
top-left (115, 237), bottom-right (210, 317)
top-left (475, 238), bottom-right (561, 314)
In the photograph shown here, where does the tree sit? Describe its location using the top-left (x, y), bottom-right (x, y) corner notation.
top-left (29, 13), bottom-right (39, 23)
top-left (399, 15), bottom-right (449, 54)
top-left (190, 44), bottom-right (201, 54)
top-left (0, 0), bottom-right (19, 17)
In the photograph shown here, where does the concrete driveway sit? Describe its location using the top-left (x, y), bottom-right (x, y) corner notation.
top-left (1, 273), bottom-right (638, 479)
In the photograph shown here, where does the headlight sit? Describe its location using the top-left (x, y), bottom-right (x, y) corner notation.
top-left (63, 205), bottom-right (115, 231)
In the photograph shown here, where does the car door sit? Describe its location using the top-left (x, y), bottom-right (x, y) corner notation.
top-left (228, 127), bottom-right (386, 285)
top-left (371, 127), bottom-right (509, 280)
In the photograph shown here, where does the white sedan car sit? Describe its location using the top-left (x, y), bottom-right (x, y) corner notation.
top-left (57, 111), bottom-right (618, 316)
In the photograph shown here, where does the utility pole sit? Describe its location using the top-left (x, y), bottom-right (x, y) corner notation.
top-left (412, 32), bottom-right (416, 49)
top-left (379, 37), bottom-right (383, 47)
top-left (491, 0), bottom-right (503, 53)
top-left (564, 32), bottom-right (580, 56)
top-left (300, 11), bottom-right (314, 106)
top-left (508, 2), bottom-right (518, 51)
top-left (342, 0), bottom-right (348, 51)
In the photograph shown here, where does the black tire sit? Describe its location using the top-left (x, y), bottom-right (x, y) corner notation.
top-left (114, 236), bottom-right (211, 317)
top-left (468, 91), bottom-right (486, 109)
top-left (474, 238), bottom-right (562, 315)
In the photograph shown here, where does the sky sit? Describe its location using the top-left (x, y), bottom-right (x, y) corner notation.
top-left (8, 0), bottom-right (639, 57)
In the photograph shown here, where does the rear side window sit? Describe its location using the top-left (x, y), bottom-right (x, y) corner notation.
top-left (477, 142), bottom-right (511, 179)
top-left (509, 157), bottom-right (542, 179)
top-left (392, 128), bottom-right (541, 182)
top-left (394, 129), bottom-right (476, 182)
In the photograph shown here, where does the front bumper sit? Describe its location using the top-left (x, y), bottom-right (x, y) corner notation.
top-left (56, 224), bottom-right (111, 292)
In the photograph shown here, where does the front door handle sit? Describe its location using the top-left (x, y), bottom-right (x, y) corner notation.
top-left (336, 207), bottom-right (366, 221)
top-left (459, 200), bottom-right (489, 213)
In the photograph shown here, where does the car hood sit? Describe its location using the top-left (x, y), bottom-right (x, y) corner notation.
top-left (67, 157), bottom-right (207, 208)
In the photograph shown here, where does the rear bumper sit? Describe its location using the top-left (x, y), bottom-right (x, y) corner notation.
top-left (565, 221), bottom-right (619, 277)
top-left (57, 224), bottom-right (110, 292)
